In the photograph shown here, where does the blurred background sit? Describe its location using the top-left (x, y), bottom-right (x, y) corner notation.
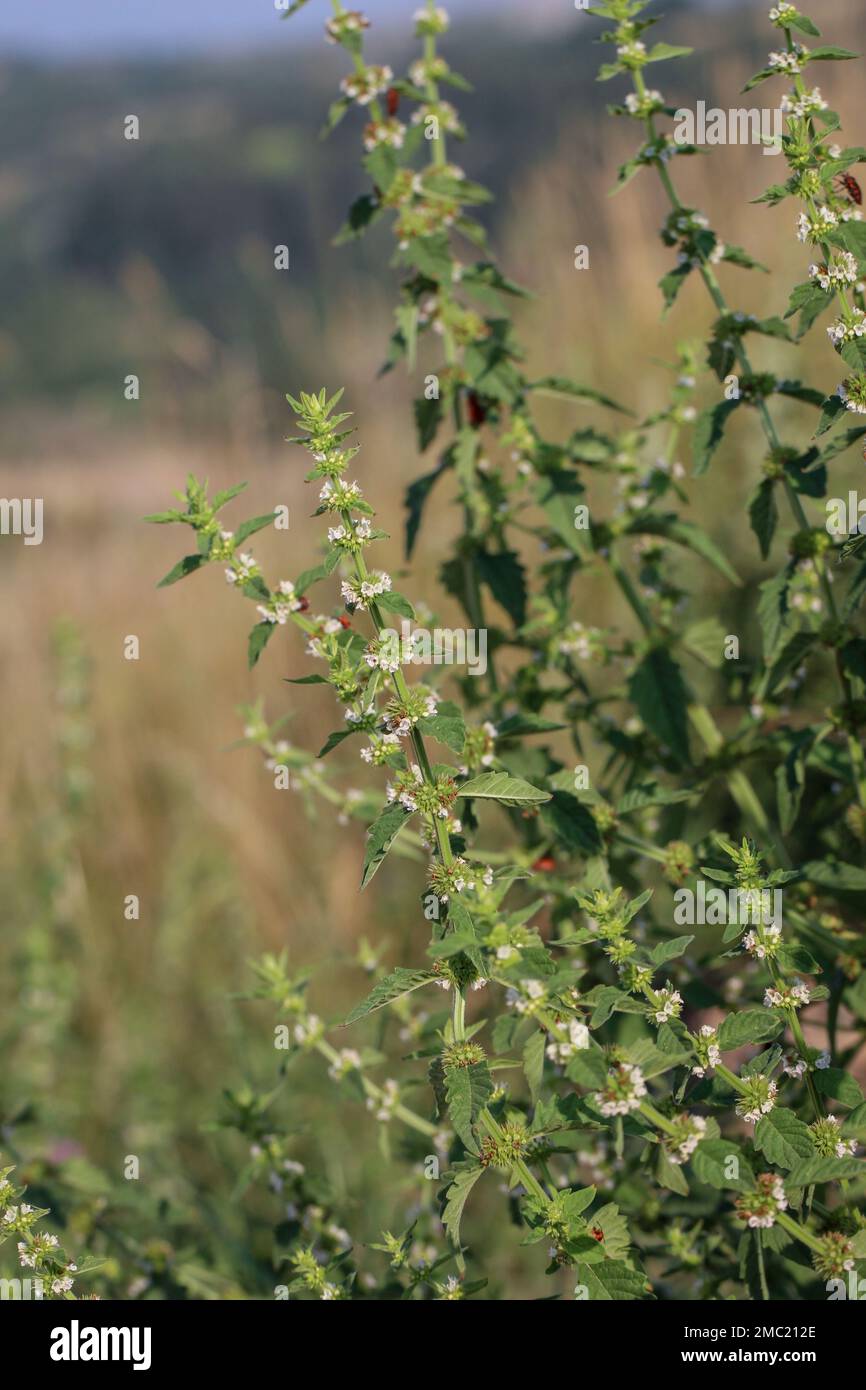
top-left (0, 0), bottom-right (863, 1295)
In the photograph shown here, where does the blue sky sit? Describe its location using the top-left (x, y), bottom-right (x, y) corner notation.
top-left (0, 0), bottom-right (507, 57)
top-left (0, 0), bottom-right (727, 59)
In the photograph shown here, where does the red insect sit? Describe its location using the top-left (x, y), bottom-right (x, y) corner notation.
top-left (338, 614), bottom-right (352, 629)
top-left (591, 1227), bottom-right (605, 1243)
top-left (297, 596), bottom-right (310, 613)
top-left (836, 171), bottom-right (863, 206)
top-left (466, 391), bottom-right (487, 428)
top-left (532, 854), bottom-right (556, 873)
top-left (386, 87), bottom-right (400, 117)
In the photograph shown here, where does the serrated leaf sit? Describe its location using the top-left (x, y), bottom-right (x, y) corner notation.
top-left (717, 1010), bottom-right (784, 1050)
top-left (753, 1108), bottom-right (815, 1169)
top-left (360, 804), bottom-right (412, 890)
top-left (628, 647), bottom-right (690, 763)
top-left (458, 772), bottom-right (550, 805)
top-left (441, 1164), bottom-right (485, 1246)
top-left (540, 791), bottom-right (603, 855)
top-left (785, 1155), bottom-right (863, 1188)
top-left (157, 553), bottom-right (209, 588)
top-left (813, 1067), bottom-right (864, 1108)
top-left (749, 478), bottom-right (778, 559)
top-left (692, 399), bottom-right (740, 476)
top-left (692, 1139), bottom-right (754, 1191)
top-left (376, 590), bottom-right (416, 620)
top-left (616, 783), bottom-right (693, 814)
top-left (627, 514), bottom-right (742, 584)
top-left (523, 1030), bottom-right (546, 1104)
top-left (651, 935), bottom-right (694, 965)
top-left (574, 1259), bottom-right (652, 1301)
top-left (418, 700), bottom-right (465, 754)
top-left (248, 622), bottom-right (277, 669)
top-left (344, 968), bottom-right (437, 1026)
top-left (446, 1061), bottom-right (493, 1151)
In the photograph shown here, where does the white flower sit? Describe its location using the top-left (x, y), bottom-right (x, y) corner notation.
top-left (768, 45), bottom-right (807, 73)
top-left (815, 1050), bottom-right (831, 1069)
top-left (781, 86), bottom-right (828, 117)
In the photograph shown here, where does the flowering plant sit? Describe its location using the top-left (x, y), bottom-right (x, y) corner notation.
top-left (149, 2), bottom-right (866, 1299)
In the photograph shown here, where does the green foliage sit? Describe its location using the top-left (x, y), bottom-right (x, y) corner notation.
top-left (142, 0), bottom-right (866, 1302)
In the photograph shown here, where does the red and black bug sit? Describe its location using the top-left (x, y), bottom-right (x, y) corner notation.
top-left (466, 391), bottom-right (487, 428)
top-left (338, 614), bottom-right (352, 629)
top-left (386, 86), bottom-right (400, 117)
top-left (835, 171), bottom-right (863, 206)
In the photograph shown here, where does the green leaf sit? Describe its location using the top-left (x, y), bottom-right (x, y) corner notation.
top-left (458, 772), bottom-right (551, 805)
top-left (523, 1031), bottom-right (546, 1104)
top-left (813, 1067), bottom-right (864, 1108)
top-left (651, 935), bottom-right (694, 965)
top-left (815, 392), bottom-right (847, 436)
top-left (418, 700), bottom-right (465, 754)
top-left (753, 1108), bottom-right (815, 1169)
top-left (211, 482), bottom-right (249, 511)
top-left (441, 1163), bottom-right (485, 1246)
top-left (692, 399), bottom-right (740, 476)
top-left (375, 590), bottom-right (416, 620)
top-left (529, 375), bottom-right (629, 414)
top-left (235, 513), bottom-right (275, 544)
top-left (143, 508), bottom-right (185, 524)
top-left (784, 280), bottom-right (831, 338)
top-left (157, 553), bottom-right (209, 588)
top-left (624, 1037), bottom-right (691, 1078)
top-left (775, 733), bottom-right (814, 834)
top-left (248, 622), bottom-right (277, 669)
top-left (316, 728), bottom-right (361, 758)
top-left (776, 943), bottom-right (820, 975)
top-left (757, 565), bottom-right (795, 663)
top-left (803, 859), bottom-right (866, 892)
top-left (807, 45), bottom-right (859, 61)
top-left (495, 713), bottom-right (567, 737)
top-left (574, 1259), bottom-right (652, 1301)
top-left (692, 1139), bottom-right (753, 1191)
top-left (360, 804), bottom-right (412, 890)
top-left (445, 1061), bottom-right (493, 1151)
top-left (785, 1155), bottom-right (863, 1188)
top-left (344, 968), bottom-right (437, 1026)
top-left (475, 549), bottom-right (527, 627)
top-left (628, 648), bottom-right (690, 763)
top-left (627, 515), bottom-right (742, 585)
top-left (717, 1010), bottom-right (784, 1050)
top-left (656, 1146), bottom-right (689, 1196)
top-left (294, 549), bottom-right (341, 595)
top-left (749, 478), bottom-right (778, 559)
top-left (404, 463), bottom-right (448, 559)
top-left (646, 42), bottom-right (692, 62)
top-left (616, 783), bottom-right (693, 814)
top-left (540, 791), bottom-right (603, 855)
top-left (564, 1046), bottom-right (608, 1090)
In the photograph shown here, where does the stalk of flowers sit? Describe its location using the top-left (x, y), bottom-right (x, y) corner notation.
top-left (247, 950), bottom-right (438, 1140)
top-left (592, 0), bottom-right (866, 815)
top-left (0, 1162), bottom-right (82, 1298)
top-left (300, 1), bottom-right (790, 869)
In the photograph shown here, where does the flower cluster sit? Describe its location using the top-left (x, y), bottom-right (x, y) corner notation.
top-left (735, 1173), bottom-right (788, 1229)
top-left (595, 1062), bottom-right (647, 1117)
